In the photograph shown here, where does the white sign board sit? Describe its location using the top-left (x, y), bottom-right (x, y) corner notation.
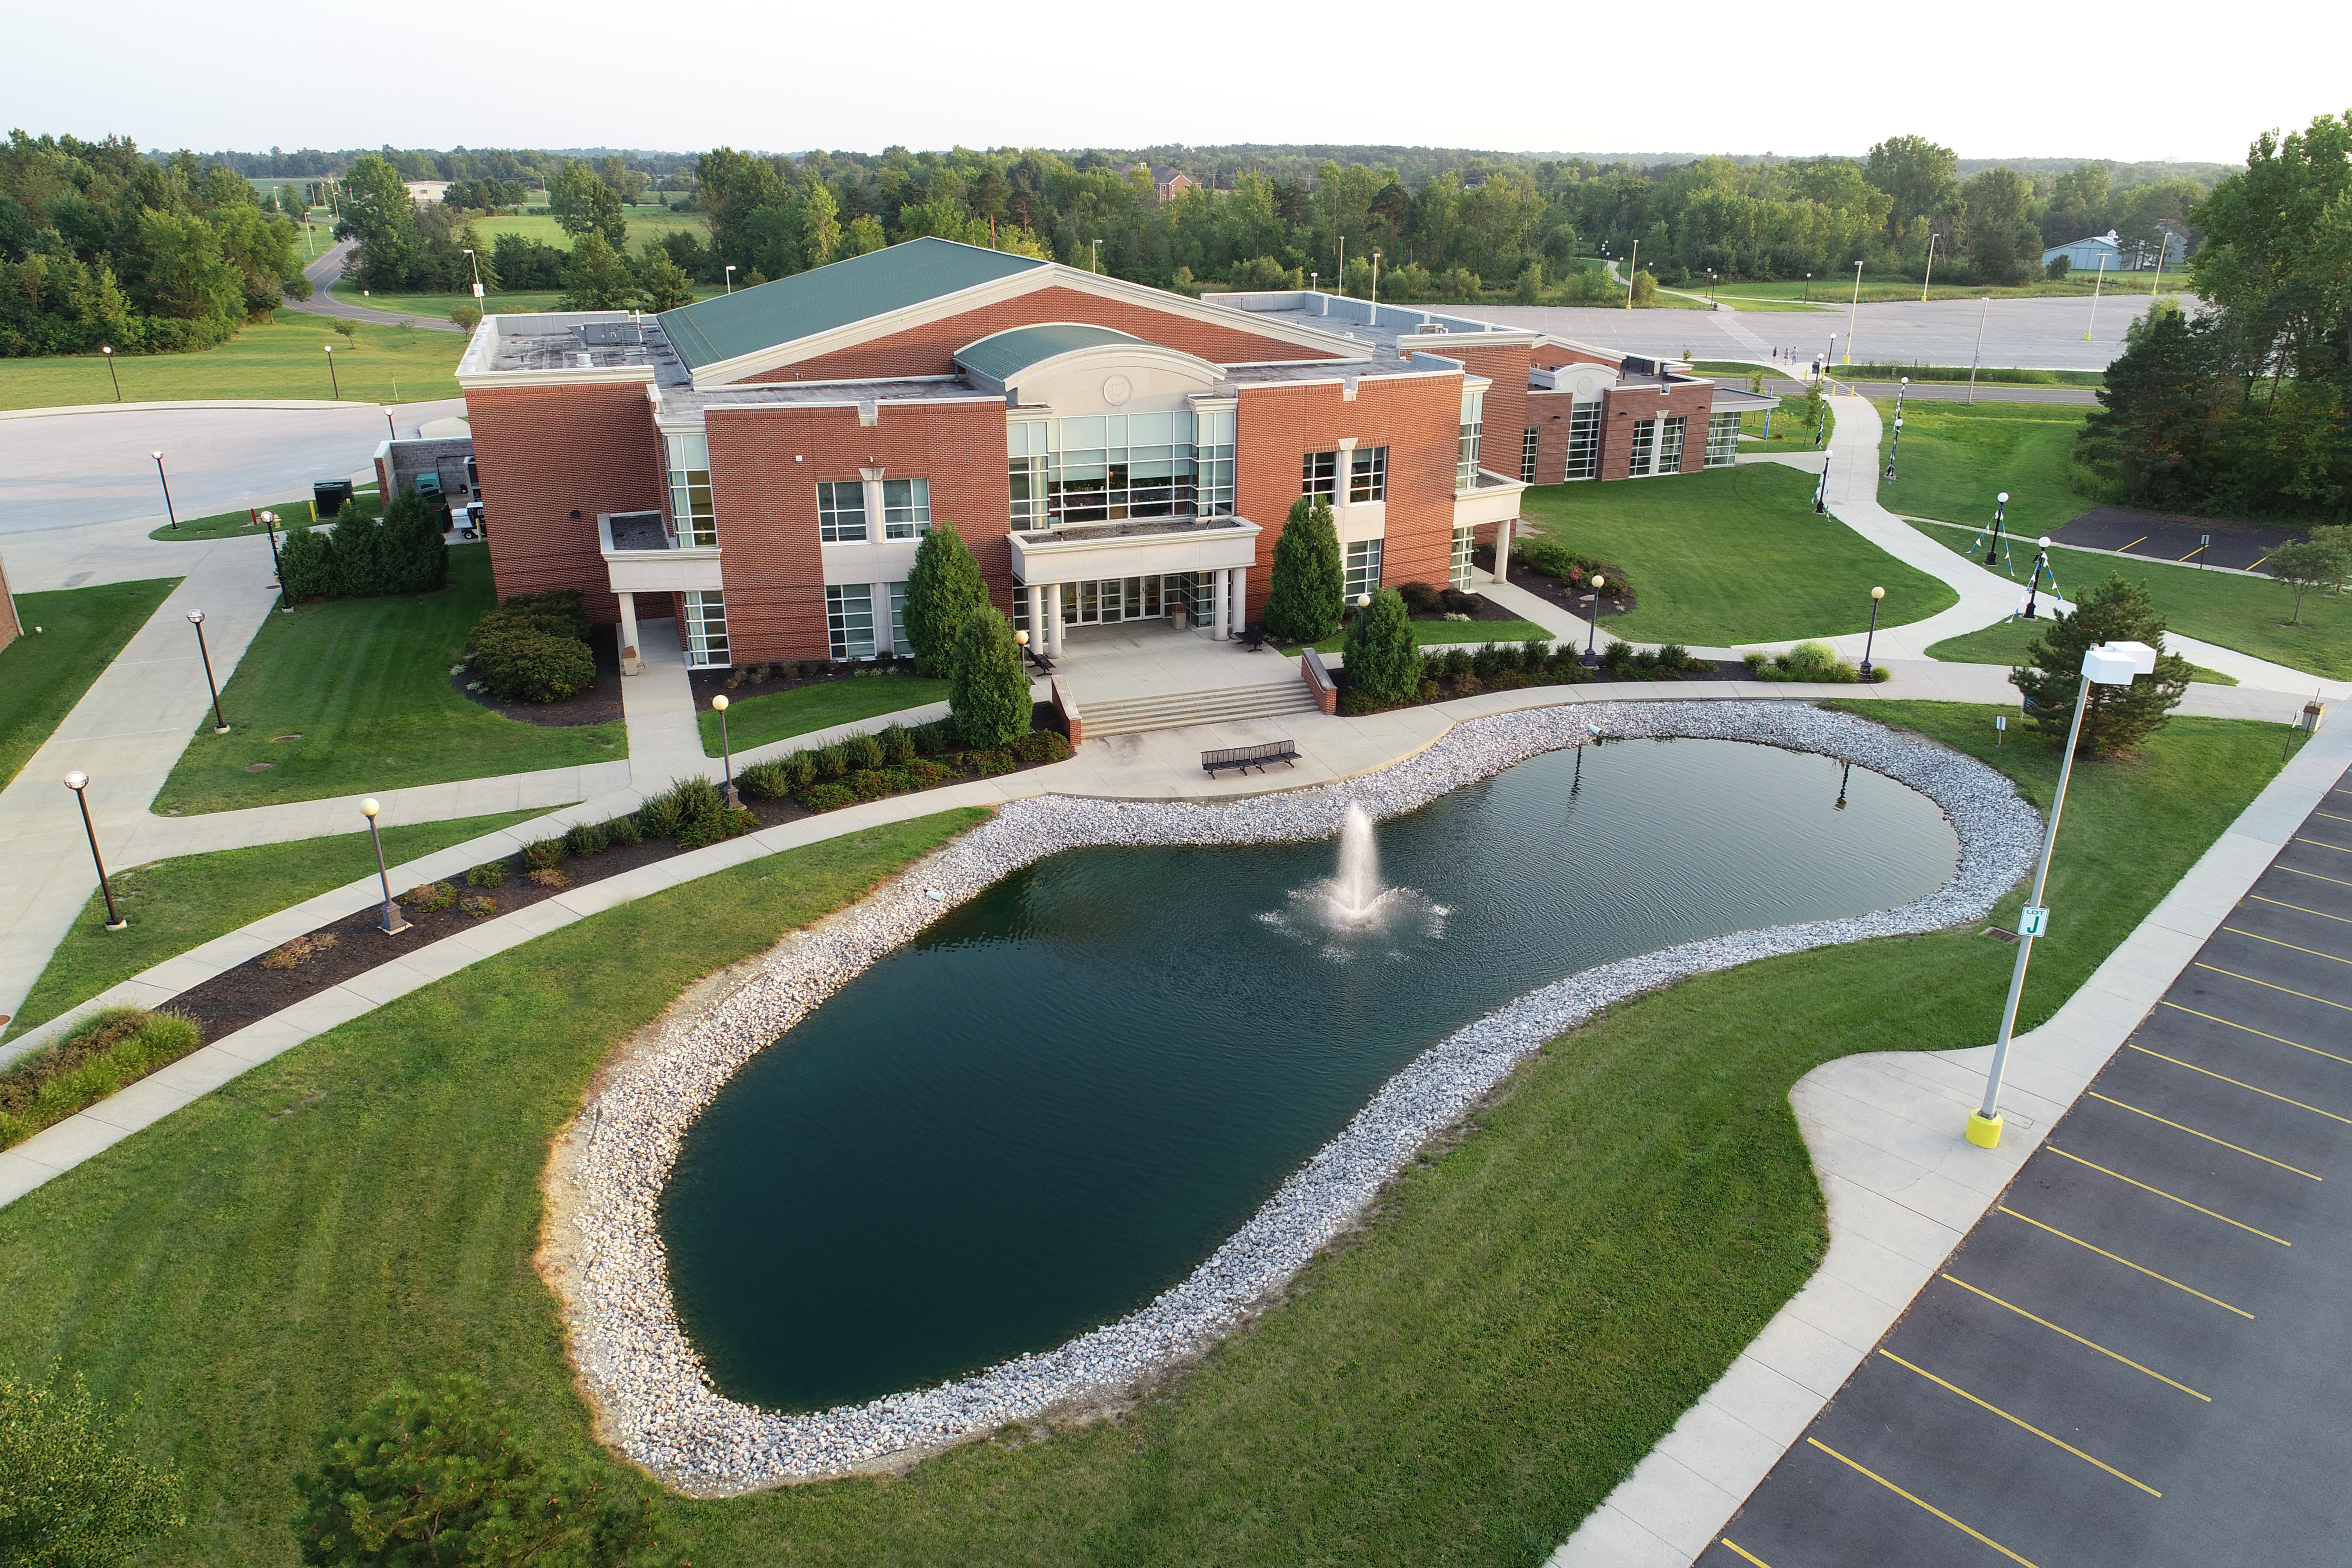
top-left (2018, 905), bottom-right (2050, 938)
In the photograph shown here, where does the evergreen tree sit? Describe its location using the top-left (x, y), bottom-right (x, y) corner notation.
top-left (948, 606), bottom-right (1030, 748)
top-left (380, 484), bottom-right (450, 594)
top-left (1263, 495), bottom-right (1344, 643)
top-left (1343, 587), bottom-right (1420, 704)
top-left (2077, 301), bottom-right (2214, 505)
top-left (900, 526), bottom-right (989, 677)
top-left (326, 500), bottom-right (389, 598)
top-left (2012, 573), bottom-right (2193, 755)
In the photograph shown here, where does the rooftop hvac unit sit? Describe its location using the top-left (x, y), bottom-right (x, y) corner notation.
top-left (1415, 322), bottom-right (1449, 334)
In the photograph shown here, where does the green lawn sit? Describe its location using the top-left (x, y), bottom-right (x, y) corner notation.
top-left (1908, 521), bottom-right (2352, 680)
top-left (698, 674), bottom-right (951, 757)
top-left (1874, 398), bottom-right (2093, 539)
top-left (1519, 463), bottom-right (1957, 645)
top-left (472, 211), bottom-right (710, 250)
top-left (1741, 392), bottom-right (1834, 453)
top-left (154, 547), bottom-right (625, 815)
top-left (330, 280), bottom-right (727, 321)
top-left (1923, 616), bottom-right (2237, 683)
top-left (2, 808), bottom-right (557, 1045)
top-left (1707, 275), bottom-right (2171, 303)
top-left (0, 707), bottom-right (2285, 1567)
top-left (1840, 364), bottom-right (2105, 389)
top-left (147, 499), bottom-right (321, 543)
top-left (0, 318), bottom-right (466, 411)
top-left (1286, 618), bottom-right (1556, 656)
top-left (0, 579), bottom-right (180, 788)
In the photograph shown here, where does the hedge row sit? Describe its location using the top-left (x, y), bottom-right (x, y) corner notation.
top-left (278, 487), bottom-right (449, 602)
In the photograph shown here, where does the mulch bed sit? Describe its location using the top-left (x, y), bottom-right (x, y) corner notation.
top-left (1479, 551), bottom-right (1639, 620)
top-left (687, 655), bottom-right (921, 704)
top-left (1406, 588), bottom-right (1525, 626)
top-left (452, 623), bottom-right (626, 727)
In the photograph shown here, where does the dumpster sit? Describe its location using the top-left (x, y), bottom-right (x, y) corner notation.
top-left (313, 480), bottom-right (354, 518)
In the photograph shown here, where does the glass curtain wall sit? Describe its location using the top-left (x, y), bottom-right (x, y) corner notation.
top-left (1521, 426), bottom-right (1539, 484)
top-left (826, 584), bottom-right (875, 661)
top-left (1005, 412), bottom-right (1206, 528)
top-left (1705, 412), bottom-right (1740, 467)
top-left (1659, 416), bottom-right (1687, 473)
top-left (1197, 408), bottom-right (1235, 514)
top-left (1449, 525), bottom-right (1476, 589)
top-left (1457, 389), bottom-right (1485, 490)
top-left (1628, 418), bottom-right (1657, 477)
top-left (664, 432), bottom-right (717, 547)
top-left (1566, 403), bottom-right (1601, 479)
top-left (681, 591), bottom-right (730, 667)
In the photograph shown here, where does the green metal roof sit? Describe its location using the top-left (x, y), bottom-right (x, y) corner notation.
top-left (657, 238), bottom-right (1048, 372)
top-left (954, 322), bottom-right (1143, 383)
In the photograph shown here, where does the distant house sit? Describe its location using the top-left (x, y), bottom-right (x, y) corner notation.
top-left (404, 180), bottom-right (453, 207)
top-left (2042, 230), bottom-right (2126, 275)
top-left (1126, 163), bottom-right (1199, 202)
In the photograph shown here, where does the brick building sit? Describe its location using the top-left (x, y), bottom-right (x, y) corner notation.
top-left (455, 237), bottom-right (1756, 670)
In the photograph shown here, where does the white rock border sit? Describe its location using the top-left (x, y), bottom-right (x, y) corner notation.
top-left (557, 701), bottom-right (2040, 1495)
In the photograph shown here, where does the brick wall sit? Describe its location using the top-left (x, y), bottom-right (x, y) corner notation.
top-left (704, 398), bottom-right (1011, 665)
top-left (1598, 380), bottom-right (1716, 480)
top-left (735, 285), bottom-right (1344, 384)
top-left (466, 382), bottom-right (663, 622)
top-left (1438, 342), bottom-right (1529, 485)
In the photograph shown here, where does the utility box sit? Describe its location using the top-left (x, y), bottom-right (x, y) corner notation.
top-left (313, 480), bottom-right (353, 518)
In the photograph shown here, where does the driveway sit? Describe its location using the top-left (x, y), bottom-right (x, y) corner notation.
top-left (286, 241), bottom-right (466, 331)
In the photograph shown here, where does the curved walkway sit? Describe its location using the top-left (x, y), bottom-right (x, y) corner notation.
top-left (287, 242), bottom-right (467, 331)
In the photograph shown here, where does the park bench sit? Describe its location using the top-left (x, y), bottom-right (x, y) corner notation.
top-left (1203, 739), bottom-right (1298, 777)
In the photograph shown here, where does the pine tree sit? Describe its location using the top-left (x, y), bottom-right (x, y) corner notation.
top-left (901, 526), bottom-right (989, 677)
top-left (949, 606), bottom-right (1030, 747)
top-left (2012, 573), bottom-right (2193, 755)
top-left (1263, 495), bottom-right (1343, 643)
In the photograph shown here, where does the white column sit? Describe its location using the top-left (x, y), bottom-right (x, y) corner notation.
top-left (616, 591), bottom-right (641, 673)
top-left (1026, 584), bottom-right (1044, 652)
top-left (859, 466), bottom-right (886, 537)
top-left (1333, 435), bottom-right (1357, 530)
top-left (1212, 568), bottom-right (1229, 640)
top-left (1492, 515), bottom-right (1513, 584)
top-left (1229, 567), bottom-right (1248, 635)
top-left (872, 581), bottom-right (893, 655)
top-left (1047, 583), bottom-right (1065, 655)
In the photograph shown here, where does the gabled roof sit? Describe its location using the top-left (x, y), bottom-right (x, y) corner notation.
top-left (955, 322), bottom-right (1143, 383)
top-left (657, 238), bottom-right (1048, 372)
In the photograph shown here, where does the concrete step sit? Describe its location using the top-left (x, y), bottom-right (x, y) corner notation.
top-left (1077, 679), bottom-right (1321, 738)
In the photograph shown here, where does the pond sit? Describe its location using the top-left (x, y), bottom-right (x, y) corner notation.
top-left (658, 738), bottom-right (1960, 1413)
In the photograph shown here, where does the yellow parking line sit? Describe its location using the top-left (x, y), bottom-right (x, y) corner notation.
top-left (1997, 1205), bottom-right (2254, 1317)
top-left (2316, 811), bottom-right (2352, 824)
top-left (1720, 1540), bottom-right (1773, 1568)
top-left (2190, 966), bottom-right (2352, 1017)
top-left (2224, 925), bottom-right (2352, 967)
top-left (1941, 1273), bottom-right (2212, 1399)
top-left (2161, 999), bottom-right (2352, 1063)
top-left (2120, 534), bottom-right (2150, 552)
top-left (2280, 864), bottom-right (2352, 890)
top-left (2251, 894), bottom-right (2352, 928)
top-left (2046, 1145), bottom-right (2291, 1244)
top-left (2088, 1091), bottom-right (2322, 1179)
top-left (1805, 1439), bottom-right (2044, 1567)
top-left (1878, 1350), bottom-right (2163, 1496)
top-left (2250, 553), bottom-right (2272, 572)
top-left (2130, 1044), bottom-right (2352, 1126)
top-left (2298, 836), bottom-right (2352, 854)
top-left (2179, 543), bottom-right (2207, 562)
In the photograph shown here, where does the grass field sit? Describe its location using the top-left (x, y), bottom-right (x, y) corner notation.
top-left (1923, 616), bottom-right (2237, 683)
top-left (1286, 618), bottom-right (1556, 655)
top-left (1707, 275), bottom-right (2178, 304)
top-left (330, 280), bottom-right (727, 321)
top-left (0, 706), bottom-right (2285, 1567)
top-left (0, 318), bottom-right (467, 411)
top-left (1519, 463), bottom-right (1956, 645)
top-left (147, 499), bottom-right (322, 543)
top-left (1908, 521), bottom-right (2352, 680)
top-left (1874, 398), bottom-right (2093, 539)
top-left (1741, 392), bottom-right (1835, 452)
top-left (154, 547), bottom-right (625, 815)
top-left (1, 808), bottom-right (557, 1045)
top-left (699, 674), bottom-right (952, 756)
top-left (472, 211), bottom-right (710, 250)
top-left (0, 579), bottom-right (180, 788)
top-left (1838, 363), bottom-right (2105, 389)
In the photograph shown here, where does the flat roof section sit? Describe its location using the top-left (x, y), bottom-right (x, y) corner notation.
top-left (658, 238), bottom-right (1049, 372)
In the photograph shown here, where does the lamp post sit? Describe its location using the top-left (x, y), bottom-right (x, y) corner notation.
top-left (462, 245), bottom-right (483, 300)
top-left (710, 693), bottom-right (740, 808)
top-left (323, 343), bottom-right (339, 399)
top-left (1920, 232), bottom-right (1939, 302)
top-left (151, 450), bottom-right (178, 530)
top-left (1310, 270), bottom-right (1318, 295)
top-left (63, 772), bottom-right (128, 930)
top-left (259, 509), bottom-right (282, 588)
top-left (2083, 251), bottom-right (2107, 342)
top-left (1370, 250), bottom-right (1381, 315)
top-left (1987, 492), bottom-right (2009, 565)
top-left (1859, 585), bottom-right (1885, 677)
top-left (2023, 536), bottom-right (2052, 618)
top-left (724, 264), bottom-right (735, 294)
top-left (187, 610), bottom-right (229, 732)
top-left (1894, 374), bottom-right (1909, 417)
top-left (361, 798), bottom-right (409, 934)
top-left (1803, 271), bottom-right (1811, 304)
top-left (1969, 641), bottom-right (2159, 1147)
top-left (1581, 576), bottom-right (1605, 666)
top-left (1845, 260), bottom-right (1863, 361)
top-left (1813, 448), bottom-right (1833, 514)
top-left (102, 344), bottom-right (121, 401)
top-left (1884, 414), bottom-right (1903, 481)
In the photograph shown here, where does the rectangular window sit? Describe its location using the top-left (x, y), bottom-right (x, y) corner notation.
top-left (1629, 418), bottom-right (1657, 477)
top-left (1705, 411), bottom-right (1740, 468)
top-left (664, 431), bottom-right (716, 548)
top-left (888, 581), bottom-right (908, 651)
top-left (1026, 411), bottom-right (1198, 527)
top-left (1349, 445), bottom-right (1388, 502)
top-left (1457, 389), bottom-right (1485, 490)
top-left (817, 480), bottom-right (867, 542)
top-left (1196, 408), bottom-right (1235, 515)
top-left (1302, 449), bottom-right (1338, 501)
top-left (1566, 403), bottom-right (1601, 480)
top-left (882, 477), bottom-right (930, 539)
top-left (1344, 538), bottom-right (1383, 601)
top-left (1449, 524), bottom-right (1476, 590)
top-left (1521, 426), bottom-right (1539, 484)
top-left (825, 583), bottom-right (875, 661)
top-left (1659, 416), bottom-right (1686, 473)
top-left (681, 590), bottom-right (729, 668)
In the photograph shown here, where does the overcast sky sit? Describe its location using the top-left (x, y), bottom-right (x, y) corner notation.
top-left (8, 0), bottom-right (2340, 167)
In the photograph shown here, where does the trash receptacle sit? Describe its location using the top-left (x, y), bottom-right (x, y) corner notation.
top-left (313, 480), bottom-right (353, 518)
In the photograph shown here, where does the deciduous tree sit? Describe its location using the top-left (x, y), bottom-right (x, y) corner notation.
top-left (0, 1364), bottom-right (184, 1568)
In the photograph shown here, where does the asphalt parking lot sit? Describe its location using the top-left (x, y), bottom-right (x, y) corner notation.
top-left (2050, 507), bottom-right (2304, 576)
top-left (1701, 762), bottom-right (2352, 1568)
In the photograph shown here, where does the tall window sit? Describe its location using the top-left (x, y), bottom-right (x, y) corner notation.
top-left (882, 478), bottom-right (930, 538)
top-left (1629, 418), bottom-right (1657, 477)
top-left (1008, 421), bottom-right (1048, 527)
top-left (888, 581), bottom-right (909, 651)
top-left (1566, 404), bottom-right (1601, 480)
top-left (1302, 449), bottom-right (1338, 501)
top-left (664, 432), bottom-right (716, 547)
top-left (1196, 408), bottom-right (1235, 514)
top-left (817, 481), bottom-right (866, 542)
top-left (1659, 416), bottom-right (1686, 473)
top-left (1030, 411), bottom-right (1198, 525)
top-left (1349, 446), bottom-right (1388, 502)
top-left (1344, 539), bottom-right (1383, 601)
top-left (826, 583), bottom-right (875, 661)
top-left (1704, 411), bottom-right (1739, 468)
top-left (1457, 389), bottom-right (1485, 490)
top-left (681, 591), bottom-right (729, 668)
top-left (1449, 524), bottom-right (1476, 589)
top-left (1521, 426), bottom-right (1539, 484)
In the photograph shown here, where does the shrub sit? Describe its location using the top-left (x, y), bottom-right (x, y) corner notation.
top-left (604, 814), bottom-right (643, 847)
top-left (1470, 643), bottom-right (1510, 683)
top-left (665, 775), bottom-right (725, 822)
top-left (563, 821), bottom-right (608, 857)
top-left (1440, 646), bottom-right (1474, 681)
top-left (528, 867), bottom-right (569, 890)
top-left (900, 525), bottom-right (989, 677)
top-left (471, 590), bottom-right (596, 704)
top-left (521, 837), bottom-right (566, 870)
top-left (779, 750), bottom-right (818, 791)
top-left (949, 606), bottom-right (1031, 749)
top-left (675, 805), bottom-right (756, 851)
top-left (260, 932), bottom-right (340, 968)
top-left (277, 524), bottom-right (333, 601)
top-left (843, 732), bottom-right (886, 772)
top-left (1599, 640), bottom-right (1638, 677)
top-left (2, 1008), bottom-right (205, 1150)
top-left (1523, 637), bottom-right (1553, 673)
top-left (1438, 588), bottom-right (1483, 616)
top-left (1014, 729), bottom-right (1073, 765)
top-left (815, 744), bottom-right (848, 779)
top-left (0, 1366), bottom-right (184, 1562)
top-left (459, 894), bottom-right (499, 919)
top-left (465, 860), bottom-right (507, 888)
top-left (635, 793), bottom-right (681, 836)
top-left (404, 881), bottom-right (459, 913)
top-left (1344, 587), bottom-right (1420, 704)
top-left (379, 484), bottom-right (450, 594)
top-left (450, 300), bottom-right (484, 330)
top-left (912, 718), bottom-right (959, 755)
top-left (879, 724), bottom-right (916, 765)
top-left (1655, 643), bottom-right (1699, 674)
top-left (735, 760), bottom-right (791, 800)
top-left (1264, 496), bottom-right (1344, 642)
top-left (1743, 642), bottom-right (1863, 683)
top-left (1398, 579), bottom-right (1442, 615)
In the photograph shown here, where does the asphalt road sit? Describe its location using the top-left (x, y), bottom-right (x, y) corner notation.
top-left (1703, 763), bottom-right (2352, 1568)
top-left (286, 241), bottom-right (466, 331)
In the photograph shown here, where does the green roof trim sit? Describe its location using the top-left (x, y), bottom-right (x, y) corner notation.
top-left (954, 322), bottom-right (1142, 383)
top-left (656, 238), bottom-right (1048, 373)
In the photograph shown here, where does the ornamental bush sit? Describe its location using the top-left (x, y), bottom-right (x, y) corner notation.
top-left (1397, 579), bottom-right (1442, 615)
top-left (735, 759), bottom-right (791, 800)
top-left (900, 525), bottom-right (989, 678)
top-left (465, 860), bottom-right (507, 888)
top-left (563, 821), bottom-right (608, 857)
top-left (949, 605), bottom-right (1031, 748)
top-left (522, 837), bottom-right (566, 870)
top-left (0, 1367), bottom-right (184, 1567)
top-left (404, 881), bottom-right (458, 913)
top-left (1264, 495), bottom-right (1344, 643)
top-left (604, 814), bottom-right (643, 847)
top-left (472, 590), bottom-right (596, 703)
top-left (843, 732), bottom-right (885, 772)
top-left (1343, 587), bottom-right (1419, 704)
top-left (879, 723), bottom-right (917, 764)
top-left (277, 524), bottom-right (333, 601)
